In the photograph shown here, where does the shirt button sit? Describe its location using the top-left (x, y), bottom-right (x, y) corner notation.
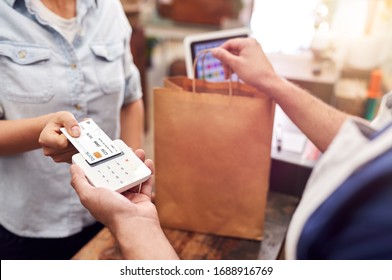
top-left (70, 63), bottom-right (77, 69)
top-left (74, 104), bottom-right (82, 110)
top-left (18, 50), bottom-right (26, 59)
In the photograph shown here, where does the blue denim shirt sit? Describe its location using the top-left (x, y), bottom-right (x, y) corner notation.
top-left (0, 0), bottom-right (142, 237)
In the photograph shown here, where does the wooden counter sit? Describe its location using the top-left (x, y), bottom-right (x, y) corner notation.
top-left (72, 191), bottom-right (299, 260)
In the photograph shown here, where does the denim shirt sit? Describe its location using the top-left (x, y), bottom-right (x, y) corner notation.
top-left (0, 0), bottom-right (142, 237)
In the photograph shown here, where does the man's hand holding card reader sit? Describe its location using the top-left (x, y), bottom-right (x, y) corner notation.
top-left (61, 119), bottom-right (151, 193)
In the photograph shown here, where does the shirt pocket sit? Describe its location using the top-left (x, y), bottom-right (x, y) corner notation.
top-left (0, 42), bottom-right (54, 103)
top-left (90, 42), bottom-right (125, 95)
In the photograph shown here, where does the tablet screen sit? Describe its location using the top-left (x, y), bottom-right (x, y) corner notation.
top-left (191, 37), bottom-right (246, 82)
top-left (184, 28), bottom-right (250, 82)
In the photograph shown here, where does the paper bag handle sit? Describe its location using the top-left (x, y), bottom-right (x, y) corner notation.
top-left (193, 49), bottom-right (233, 97)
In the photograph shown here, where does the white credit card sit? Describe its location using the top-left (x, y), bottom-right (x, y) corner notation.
top-left (60, 119), bottom-right (121, 164)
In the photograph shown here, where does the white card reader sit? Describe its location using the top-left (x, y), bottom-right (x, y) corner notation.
top-left (72, 139), bottom-right (151, 193)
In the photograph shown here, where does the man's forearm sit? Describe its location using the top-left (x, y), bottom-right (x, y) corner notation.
top-left (263, 76), bottom-right (348, 152)
top-left (112, 217), bottom-right (179, 260)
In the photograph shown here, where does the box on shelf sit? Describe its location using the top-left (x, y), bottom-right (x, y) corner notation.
top-left (334, 78), bottom-right (367, 117)
top-left (157, 0), bottom-right (242, 26)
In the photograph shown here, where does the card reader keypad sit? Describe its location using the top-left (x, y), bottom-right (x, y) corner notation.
top-left (96, 157), bottom-right (137, 186)
top-left (72, 139), bottom-right (151, 193)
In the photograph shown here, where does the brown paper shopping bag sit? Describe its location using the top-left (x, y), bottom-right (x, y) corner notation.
top-left (154, 76), bottom-right (275, 240)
